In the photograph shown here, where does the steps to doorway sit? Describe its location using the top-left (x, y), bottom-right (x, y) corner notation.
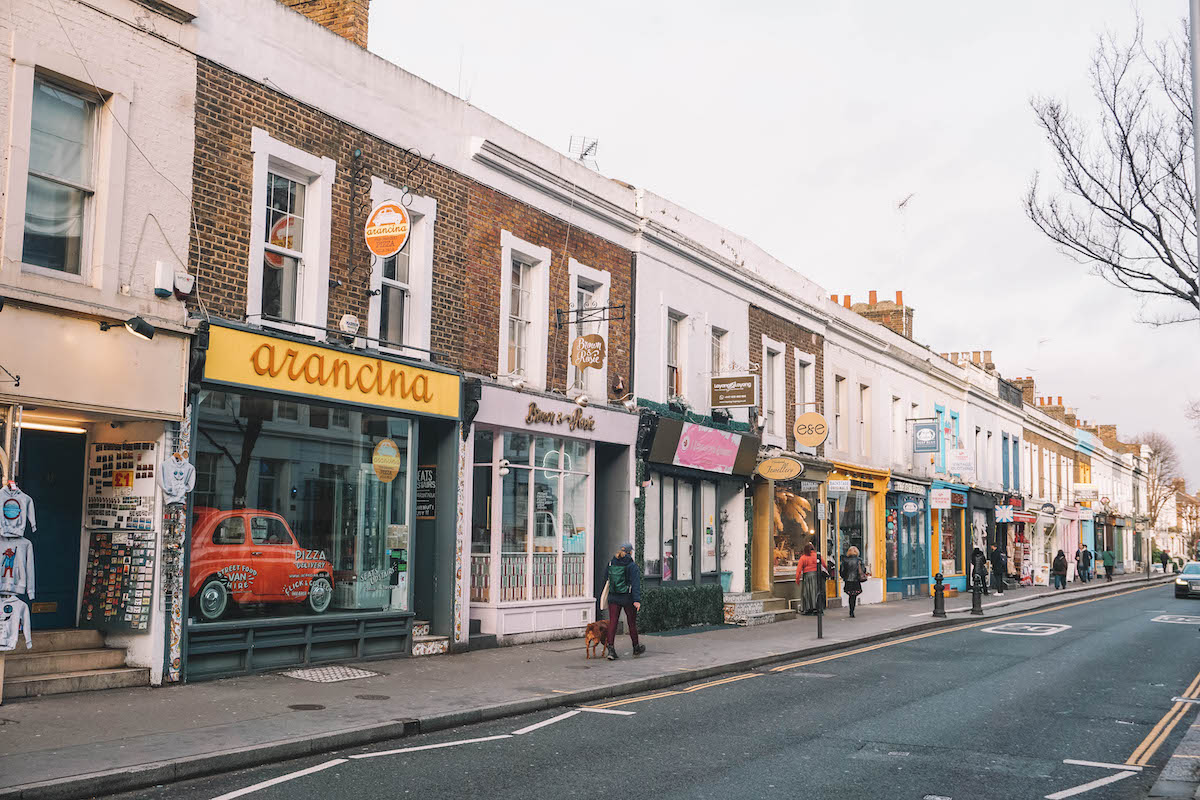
top-left (723, 591), bottom-right (798, 626)
top-left (411, 620), bottom-right (449, 657)
top-left (3, 629), bottom-right (147, 700)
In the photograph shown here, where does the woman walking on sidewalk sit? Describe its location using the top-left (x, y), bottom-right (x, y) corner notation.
top-left (1052, 550), bottom-right (1068, 590)
top-left (795, 543), bottom-right (822, 615)
top-left (839, 546), bottom-right (866, 618)
top-left (603, 543), bottom-right (644, 660)
top-left (1102, 548), bottom-right (1116, 581)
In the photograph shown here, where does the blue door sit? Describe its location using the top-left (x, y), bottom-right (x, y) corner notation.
top-left (20, 430), bottom-right (86, 630)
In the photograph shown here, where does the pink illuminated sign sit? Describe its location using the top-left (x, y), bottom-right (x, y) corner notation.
top-left (673, 423), bottom-right (742, 474)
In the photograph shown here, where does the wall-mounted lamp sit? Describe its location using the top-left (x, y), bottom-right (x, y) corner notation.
top-left (574, 394), bottom-right (590, 408)
top-left (99, 316), bottom-right (155, 341)
top-left (616, 393), bottom-right (637, 412)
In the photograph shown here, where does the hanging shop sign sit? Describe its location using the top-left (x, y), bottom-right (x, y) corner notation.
top-left (827, 479), bottom-right (851, 494)
top-left (364, 201), bottom-right (411, 258)
top-left (756, 457), bottom-right (804, 481)
top-left (1040, 503), bottom-right (1056, 515)
top-left (710, 375), bottom-right (758, 409)
top-left (1074, 483), bottom-right (1098, 500)
top-left (525, 402), bottom-right (595, 432)
top-left (1100, 496), bottom-right (1110, 506)
top-left (947, 448), bottom-right (975, 478)
top-left (913, 422), bottom-right (939, 453)
top-left (995, 505), bottom-right (1014, 523)
top-left (570, 334), bottom-right (606, 370)
top-left (1079, 507), bottom-right (1094, 521)
top-left (890, 479), bottom-right (927, 495)
top-left (203, 325), bottom-right (461, 418)
top-left (415, 465), bottom-right (436, 520)
top-left (675, 422), bottom-right (742, 474)
top-left (902, 500), bottom-right (920, 516)
top-left (793, 412), bottom-right (829, 448)
top-left (930, 488), bottom-right (952, 509)
top-left (373, 439), bottom-right (402, 483)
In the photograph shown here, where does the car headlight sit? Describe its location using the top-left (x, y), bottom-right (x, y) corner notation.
top-left (1176, 578), bottom-right (1189, 586)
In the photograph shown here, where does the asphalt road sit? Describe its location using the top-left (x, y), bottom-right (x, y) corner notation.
top-left (111, 583), bottom-right (1200, 800)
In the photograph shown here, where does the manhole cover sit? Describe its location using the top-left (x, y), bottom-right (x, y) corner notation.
top-left (355, 694), bottom-right (390, 700)
top-left (288, 704), bottom-right (326, 711)
top-left (281, 666), bottom-right (379, 683)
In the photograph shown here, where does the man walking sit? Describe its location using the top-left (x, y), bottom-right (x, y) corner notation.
top-left (1079, 544), bottom-right (1093, 583)
top-left (604, 543), bottom-right (645, 660)
top-left (1101, 547), bottom-right (1115, 581)
top-left (1160, 550), bottom-right (1170, 573)
top-left (989, 544), bottom-right (1007, 594)
top-left (970, 547), bottom-right (989, 595)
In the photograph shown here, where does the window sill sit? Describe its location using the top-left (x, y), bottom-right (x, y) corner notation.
top-left (20, 261), bottom-right (89, 284)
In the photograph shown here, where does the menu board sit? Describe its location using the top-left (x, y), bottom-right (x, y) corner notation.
top-left (80, 529), bottom-right (156, 631)
top-left (80, 442), bottom-right (159, 632)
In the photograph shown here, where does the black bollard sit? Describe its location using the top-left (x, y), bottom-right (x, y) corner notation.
top-left (970, 573), bottom-right (984, 616)
top-left (932, 572), bottom-right (946, 618)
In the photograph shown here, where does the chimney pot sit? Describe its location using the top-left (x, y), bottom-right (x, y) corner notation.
top-left (895, 290), bottom-right (903, 305)
top-left (984, 350), bottom-right (993, 362)
top-left (843, 295), bottom-right (851, 309)
top-left (869, 290), bottom-right (877, 305)
top-left (830, 294), bottom-right (838, 303)
top-left (1057, 396), bottom-right (1063, 406)
top-left (972, 351), bottom-right (982, 364)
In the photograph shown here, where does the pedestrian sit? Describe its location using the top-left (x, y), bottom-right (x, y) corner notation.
top-left (603, 543), bottom-right (644, 660)
top-left (989, 544), bottom-right (1007, 594)
top-left (970, 547), bottom-right (989, 595)
top-left (1160, 550), bottom-right (1170, 573)
top-left (839, 546), bottom-right (867, 618)
top-left (1051, 550), bottom-right (1068, 590)
top-left (795, 543), bottom-right (822, 616)
top-left (1079, 544), bottom-right (1093, 583)
top-left (1102, 547), bottom-right (1115, 581)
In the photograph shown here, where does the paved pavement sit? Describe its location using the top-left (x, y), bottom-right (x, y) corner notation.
top-left (105, 579), bottom-right (1200, 800)
top-left (0, 572), bottom-right (1171, 800)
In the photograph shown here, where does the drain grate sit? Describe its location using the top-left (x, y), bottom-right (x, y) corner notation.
top-left (281, 665), bottom-right (379, 683)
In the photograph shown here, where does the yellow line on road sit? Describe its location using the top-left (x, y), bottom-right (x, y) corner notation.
top-left (1127, 667), bottom-right (1200, 766)
top-left (585, 673), bottom-right (763, 709)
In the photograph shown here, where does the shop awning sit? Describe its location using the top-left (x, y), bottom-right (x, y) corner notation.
top-left (1013, 511), bottom-right (1038, 524)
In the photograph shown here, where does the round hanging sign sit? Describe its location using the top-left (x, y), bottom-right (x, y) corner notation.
top-left (364, 201), bottom-right (411, 259)
top-left (793, 412), bottom-right (829, 448)
top-left (756, 457), bottom-right (804, 481)
top-left (902, 500), bottom-right (919, 515)
top-left (373, 438), bottom-right (402, 483)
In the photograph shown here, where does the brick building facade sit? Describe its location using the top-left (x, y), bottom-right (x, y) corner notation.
top-left (747, 304), bottom-right (824, 455)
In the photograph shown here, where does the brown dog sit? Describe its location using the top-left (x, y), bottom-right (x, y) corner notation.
top-left (584, 620), bottom-right (609, 659)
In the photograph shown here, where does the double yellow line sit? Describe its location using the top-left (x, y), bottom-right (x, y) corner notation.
top-left (1126, 669), bottom-right (1200, 767)
top-left (586, 673), bottom-right (762, 709)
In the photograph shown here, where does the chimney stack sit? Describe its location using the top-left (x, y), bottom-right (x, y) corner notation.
top-left (847, 290), bottom-right (915, 340)
top-left (279, 0), bottom-right (371, 48)
top-left (843, 295), bottom-right (851, 309)
top-left (869, 290), bottom-right (878, 305)
top-left (895, 290), bottom-right (903, 305)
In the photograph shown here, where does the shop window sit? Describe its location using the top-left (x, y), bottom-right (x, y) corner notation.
top-left (644, 470), bottom-right (724, 583)
top-left (195, 452), bottom-right (219, 509)
top-left (194, 390), bottom-right (411, 622)
top-left (22, 77), bottom-right (96, 275)
top-left (886, 498), bottom-right (927, 581)
top-left (773, 483), bottom-right (819, 578)
top-left (937, 508), bottom-right (964, 575)
top-left (644, 474), bottom-right (662, 576)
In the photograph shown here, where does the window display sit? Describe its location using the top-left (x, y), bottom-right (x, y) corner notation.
top-left (645, 470), bottom-right (726, 581)
top-left (193, 390), bottom-right (412, 622)
top-left (773, 483), bottom-right (819, 577)
top-left (885, 499), bottom-right (926, 581)
top-left (938, 509), bottom-right (964, 575)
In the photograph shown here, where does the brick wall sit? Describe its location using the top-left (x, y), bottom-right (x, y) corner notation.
top-left (747, 305), bottom-right (824, 454)
top-left (278, 0), bottom-right (369, 48)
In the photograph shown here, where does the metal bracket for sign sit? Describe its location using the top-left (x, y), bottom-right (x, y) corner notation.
top-left (0, 363), bottom-right (19, 388)
top-left (555, 304), bottom-right (626, 331)
top-left (904, 415), bottom-right (937, 432)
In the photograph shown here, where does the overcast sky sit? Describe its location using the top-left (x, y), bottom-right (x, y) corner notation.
top-left (371, 1), bottom-right (1200, 487)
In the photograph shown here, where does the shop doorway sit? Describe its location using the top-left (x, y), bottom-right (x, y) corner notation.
top-left (19, 429), bottom-right (86, 629)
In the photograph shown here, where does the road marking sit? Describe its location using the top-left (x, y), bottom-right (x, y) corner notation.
top-left (1170, 754), bottom-right (1200, 758)
top-left (1062, 759), bottom-right (1142, 771)
top-left (551, 689), bottom-right (570, 694)
top-left (981, 622), bottom-right (1071, 636)
top-left (1126, 667), bottom-right (1200, 766)
top-left (1044, 770), bottom-right (1137, 799)
top-left (209, 758), bottom-right (346, 799)
top-left (923, 795), bottom-right (952, 800)
top-left (512, 709), bottom-right (580, 735)
top-left (585, 673), bottom-right (762, 709)
top-left (578, 707), bottom-right (636, 716)
top-left (773, 584), bottom-right (1158, 673)
top-left (1150, 614), bottom-right (1200, 624)
top-left (349, 734), bottom-right (512, 760)
top-left (1135, 704), bottom-right (1193, 766)
top-left (1171, 697), bottom-right (1200, 704)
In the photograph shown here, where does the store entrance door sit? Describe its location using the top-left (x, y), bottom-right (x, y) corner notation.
top-left (19, 429), bottom-right (86, 629)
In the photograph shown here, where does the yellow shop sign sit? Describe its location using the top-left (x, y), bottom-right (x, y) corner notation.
top-left (204, 326), bottom-right (461, 418)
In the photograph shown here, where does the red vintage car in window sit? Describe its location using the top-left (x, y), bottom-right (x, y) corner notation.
top-left (189, 507), bottom-right (333, 621)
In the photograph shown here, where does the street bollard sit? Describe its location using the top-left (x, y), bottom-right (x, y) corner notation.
top-left (932, 572), bottom-right (946, 618)
top-left (817, 601), bottom-right (823, 639)
top-left (970, 573), bottom-right (984, 616)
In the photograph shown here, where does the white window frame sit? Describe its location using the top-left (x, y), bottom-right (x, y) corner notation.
top-left (3, 37), bottom-right (131, 293)
top-left (761, 335), bottom-right (785, 446)
top-left (858, 382), bottom-right (872, 457)
top-left (794, 350), bottom-right (816, 453)
top-left (891, 396), bottom-right (904, 465)
top-left (498, 230), bottom-right (551, 390)
top-left (833, 375), bottom-right (847, 451)
top-left (247, 128), bottom-right (335, 335)
top-left (711, 326), bottom-right (728, 376)
top-left (367, 177), bottom-right (436, 358)
top-left (665, 309), bottom-right (687, 400)
top-left (567, 259), bottom-right (610, 400)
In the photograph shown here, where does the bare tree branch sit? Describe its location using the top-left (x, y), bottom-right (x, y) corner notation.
top-left (1136, 431), bottom-right (1182, 528)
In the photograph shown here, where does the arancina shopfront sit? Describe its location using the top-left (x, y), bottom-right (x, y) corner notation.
top-left (184, 322), bottom-right (462, 679)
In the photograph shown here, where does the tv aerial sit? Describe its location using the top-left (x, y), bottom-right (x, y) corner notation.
top-left (569, 135), bottom-right (599, 171)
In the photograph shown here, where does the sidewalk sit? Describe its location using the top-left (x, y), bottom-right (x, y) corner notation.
top-left (0, 572), bottom-right (1169, 800)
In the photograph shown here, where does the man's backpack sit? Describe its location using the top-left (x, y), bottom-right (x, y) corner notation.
top-left (608, 563), bottom-right (630, 594)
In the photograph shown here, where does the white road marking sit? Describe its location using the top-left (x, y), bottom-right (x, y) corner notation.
top-left (1171, 697), bottom-right (1200, 704)
top-left (512, 709), bottom-right (580, 734)
top-left (209, 758), bottom-right (346, 800)
top-left (350, 734), bottom-right (512, 759)
top-left (981, 622), bottom-right (1071, 636)
top-left (923, 795), bottom-right (952, 800)
top-left (1062, 759), bottom-right (1143, 772)
top-left (1044, 770), bottom-right (1137, 799)
top-left (1151, 614), bottom-right (1200, 625)
top-left (579, 707), bottom-right (636, 716)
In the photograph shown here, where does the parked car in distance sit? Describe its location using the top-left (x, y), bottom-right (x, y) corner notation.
top-left (190, 507), bottom-right (333, 621)
top-left (1174, 562), bottom-right (1200, 599)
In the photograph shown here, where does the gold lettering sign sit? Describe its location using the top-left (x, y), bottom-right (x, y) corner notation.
top-left (525, 402), bottom-right (596, 432)
top-left (756, 457), bottom-right (804, 481)
top-left (570, 334), bottom-right (606, 370)
top-left (204, 326), bottom-right (460, 418)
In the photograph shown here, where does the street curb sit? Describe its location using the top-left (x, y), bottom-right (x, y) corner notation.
top-left (0, 575), bottom-right (1172, 800)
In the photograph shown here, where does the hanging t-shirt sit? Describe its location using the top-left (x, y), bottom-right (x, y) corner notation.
top-left (0, 595), bottom-right (32, 650)
top-left (0, 485), bottom-right (36, 538)
top-left (0, 537), bottom-right (34, 597)
top-left (159, 454), bottom-right (196, 505)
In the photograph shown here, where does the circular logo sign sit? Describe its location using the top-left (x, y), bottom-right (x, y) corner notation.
top-left (570, 334), bottom-right (606, 370)
top-left (902, 500), bottom-right (919, 515)
top-left (264, 214), bottom-right (298, 269)
top-left (364, 202), bottom-right (411, 259)
top-left (793, 412), bottom-right (829, 448)
top-left (915, 427), bottom-right (936, 443)
top-left (1100, 497), bottom-right (1110, 506)
top-left (373, 438), bottom-right (402, 483)
top-left (756, 457), bottom-right (804, 481)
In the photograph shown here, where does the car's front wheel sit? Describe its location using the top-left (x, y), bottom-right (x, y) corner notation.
top-left (307, 576), bottom-right (333, 614)
top-left (197, 577), bottom-right (229, 621)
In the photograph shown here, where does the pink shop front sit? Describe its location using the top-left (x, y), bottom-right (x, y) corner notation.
top-left (464, 384), bottom-right (637, 643)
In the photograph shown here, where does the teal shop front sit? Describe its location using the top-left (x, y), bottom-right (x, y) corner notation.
top-left (885, 478), bottom-right (929, 598)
